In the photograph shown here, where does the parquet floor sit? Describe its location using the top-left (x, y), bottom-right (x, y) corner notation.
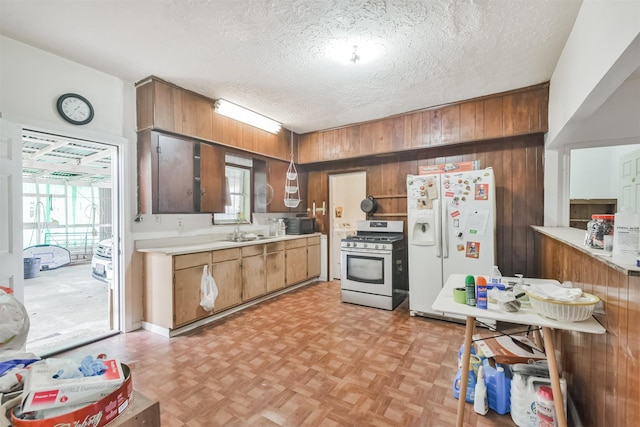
top-left (63, 281), bottom-right (516, 426)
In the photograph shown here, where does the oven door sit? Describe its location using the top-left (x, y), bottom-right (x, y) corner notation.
top-left (340, 248), bottom-right (392, 296)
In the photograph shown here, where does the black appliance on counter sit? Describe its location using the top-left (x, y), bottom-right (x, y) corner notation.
top-left (284, 217), bottom-right (316, 234)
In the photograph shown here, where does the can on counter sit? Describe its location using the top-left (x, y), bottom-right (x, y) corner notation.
top-left (585, 214), bottom-right (614, 250)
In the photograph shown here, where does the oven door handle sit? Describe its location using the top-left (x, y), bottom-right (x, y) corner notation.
top-left (341, 248), bottom-right (391, 256)
top-left (435, 199), bottom-right (442, 258)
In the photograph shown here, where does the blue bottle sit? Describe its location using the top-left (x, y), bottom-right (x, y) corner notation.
top-left (453, 366), bottom-right (477, 402)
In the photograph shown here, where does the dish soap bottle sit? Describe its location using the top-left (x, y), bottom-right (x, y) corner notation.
top-left (474, 365), bottom-right (488, 415)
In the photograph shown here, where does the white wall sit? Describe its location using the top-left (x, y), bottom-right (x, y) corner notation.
top-left (569, 145), bottom-right (639, 199)
top-left (547, 0), bottom-right (640, 148)
top-left (0, 35), bottom-right (141, 332)
top-left (545, 0), bottom-right (640, 226)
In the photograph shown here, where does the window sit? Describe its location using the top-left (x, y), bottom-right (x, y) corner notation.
top-left (214, 155), bottom-right (253, 224)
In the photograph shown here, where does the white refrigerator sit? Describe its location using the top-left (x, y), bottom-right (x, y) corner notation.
top-left (406, 168), bottom-right (496, 317)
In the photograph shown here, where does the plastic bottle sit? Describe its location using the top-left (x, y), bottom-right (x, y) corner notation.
top-left (474, 366), bottom-right (489, 415)
top-left (489, 265), bottom-right (502, 288)
top-left (476, 276), bottom-right (488, 309)
top-left (535, 385), bottom-right (556, 427)
top-left (465, 274), bottom-right (476, 306)
top-left (612, 207), bottom-right (640, 265)
top-left (277, 219), bottom-right (286, 237)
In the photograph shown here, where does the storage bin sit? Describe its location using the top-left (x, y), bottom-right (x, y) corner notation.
top-left (24, 257), bottom-right (41, 279)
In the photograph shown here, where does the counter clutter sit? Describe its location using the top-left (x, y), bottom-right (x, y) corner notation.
top-left (433, 274), bottom-right (605, 427)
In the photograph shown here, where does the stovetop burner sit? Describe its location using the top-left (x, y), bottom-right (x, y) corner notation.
top-left (344, 234), bottom-right (403, 243)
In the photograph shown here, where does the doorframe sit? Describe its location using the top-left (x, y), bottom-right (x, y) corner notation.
top-left (9, 116), bottom-right (128, 333)
top-left (328, 170), bottom-right (367, 281)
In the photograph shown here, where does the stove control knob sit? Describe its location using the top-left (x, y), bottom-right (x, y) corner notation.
top-left (375, 244), bottom-right (380, 250)
top-left (363, 243), bottom-right (368, 248)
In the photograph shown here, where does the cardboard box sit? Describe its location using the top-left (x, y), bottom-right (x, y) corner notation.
top-left (12, 364), bottom-right (133, 427)
top-left (21, 359), bottom-right (125, 412)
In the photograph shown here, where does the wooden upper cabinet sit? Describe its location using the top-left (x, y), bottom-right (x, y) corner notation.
top-left (199, 142), bottom-right (225, 213)
top-left (296, 83), bottom-right (549, 164)
top-left (136, 76), bottom-right (289, 160)
top-left (136, 78), bottom-right (213, 142)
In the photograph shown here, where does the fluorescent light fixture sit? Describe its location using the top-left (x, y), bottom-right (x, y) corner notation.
top-left (214, 99), bottom-right (281, 134)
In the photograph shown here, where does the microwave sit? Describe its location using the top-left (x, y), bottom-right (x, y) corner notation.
top-left (284, 217), bottom-right (315, 235)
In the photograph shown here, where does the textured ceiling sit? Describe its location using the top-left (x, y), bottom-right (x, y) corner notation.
top-left (0, 0), bottom-right (583, 134)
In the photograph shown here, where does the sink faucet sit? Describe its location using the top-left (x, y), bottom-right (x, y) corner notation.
top-left (233, 218), bottom-right (244, 240)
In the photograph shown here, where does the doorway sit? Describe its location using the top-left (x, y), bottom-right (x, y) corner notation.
top-left (329, 171), bottom-right (367, 280)
top-left (20, 129), bottom-right (120, 355)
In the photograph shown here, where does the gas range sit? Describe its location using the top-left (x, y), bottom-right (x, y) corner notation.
top-left (339, 220), bottom-right (408, 310)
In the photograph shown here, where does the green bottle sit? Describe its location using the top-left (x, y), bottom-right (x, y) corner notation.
top-left (465, 274), bottom-right (476, 306)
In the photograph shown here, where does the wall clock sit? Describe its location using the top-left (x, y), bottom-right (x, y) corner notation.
top-left (56, 93), bottom-right (94, 125)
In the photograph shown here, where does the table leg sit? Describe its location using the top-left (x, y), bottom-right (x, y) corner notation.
top-left (541, 326), bottom-right (567, 427)
top-left (456, 316), bottom-right (476, 427)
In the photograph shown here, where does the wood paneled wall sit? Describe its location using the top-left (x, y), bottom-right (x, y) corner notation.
top-left (305, 134), bottom-right (545, 277)
top-left (537, 234), bottom-right (640, 426)
top-left (299, 84), bottom-right (548, 164)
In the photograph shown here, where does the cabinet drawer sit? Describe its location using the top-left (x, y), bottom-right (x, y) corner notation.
top-left (211, 248), bottom-right (241, 263)
top-left (241, 244), bottom-right (264, 257)
top-left (285, 238), bottom-right (307, 249)
top-left (306, 236), bottom-right (320, 246)
top-left (174, 252), bottom-right (210, 270)
top-left (266, 241), bottom-right (285, 253)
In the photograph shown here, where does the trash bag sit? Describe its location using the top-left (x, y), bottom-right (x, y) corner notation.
top-left (200, 265), bottom-right (218, 312)
top-left (0, 287), bottom-right (30, 355)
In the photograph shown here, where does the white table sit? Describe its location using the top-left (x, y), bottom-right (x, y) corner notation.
top-left (432, 274), bottom-right (605, 427)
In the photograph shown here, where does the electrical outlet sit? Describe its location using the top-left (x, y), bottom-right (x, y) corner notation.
top-left (177, 218), bottom-right (184, 229)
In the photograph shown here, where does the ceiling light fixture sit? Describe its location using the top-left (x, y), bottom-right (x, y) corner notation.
top-left (214, 99), bottom-right (281, 134)
top-left (350, 45), bottom-right (360, 64)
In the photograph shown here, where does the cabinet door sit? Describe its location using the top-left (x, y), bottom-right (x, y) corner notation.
top-left (286, 246), bottom-right (308, 285)
top-left (211, 248), bottom-right (242, 312)
top-left (307, 243), bottom-right (320, 279)
top-left (157, 133), bottom-right (194, 213)
top-left (211, 258), bottom-right (242, 312)
top-left (242, 254), bottom-right (266, 301)
top-left (200, 142), bottom-right (224, 213)
top-left (174, 265), bottom-right (211, 327)
top-left (266, 250), bottom-right (285, 292)
top-left (268, 159), bottom-right (289, 212)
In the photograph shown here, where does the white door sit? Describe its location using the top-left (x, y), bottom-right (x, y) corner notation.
top-left (329, 171), bottom-right (366, 280)
top-left (619, 148), bottom-right (640, 213)
top-left (0, 119), bottom-right (24, 302)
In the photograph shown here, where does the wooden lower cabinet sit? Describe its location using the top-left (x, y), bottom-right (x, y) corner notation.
top-left (266, 241), bottom-right (286, 292)
top-left (285, 239), bottom-right (308, 285)
top-left (211, 248), bottom-right (242, 313)
top-left (174, 262), bottom-right (211, 327)
top-left (142, 235), bottom-right (321, 331)
top-left (241, 245), bottom-right (266, 301)
top-left (307, 236), bottom-right (321, 279)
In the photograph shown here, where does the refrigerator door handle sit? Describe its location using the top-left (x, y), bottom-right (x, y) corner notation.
top-left (442, 201), bottom-right (449, 258)
top-left (435, 199), bottom-right (442, 258)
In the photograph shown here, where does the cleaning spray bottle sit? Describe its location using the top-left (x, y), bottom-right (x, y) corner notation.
top-left (474, 365), bottom-right (488, 415)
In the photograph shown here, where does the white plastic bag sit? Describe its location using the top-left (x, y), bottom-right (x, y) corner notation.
top-left (200, 265), bottom-right (218, 311)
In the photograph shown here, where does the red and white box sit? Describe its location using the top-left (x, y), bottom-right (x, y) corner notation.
top-left (21, 359), bottom-right (125, 413)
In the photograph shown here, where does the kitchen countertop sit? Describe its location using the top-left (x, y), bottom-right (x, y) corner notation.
top-left (531, 226), bottom-right (640, 276)
top-left (136, 233), bottom-right (322, 256)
